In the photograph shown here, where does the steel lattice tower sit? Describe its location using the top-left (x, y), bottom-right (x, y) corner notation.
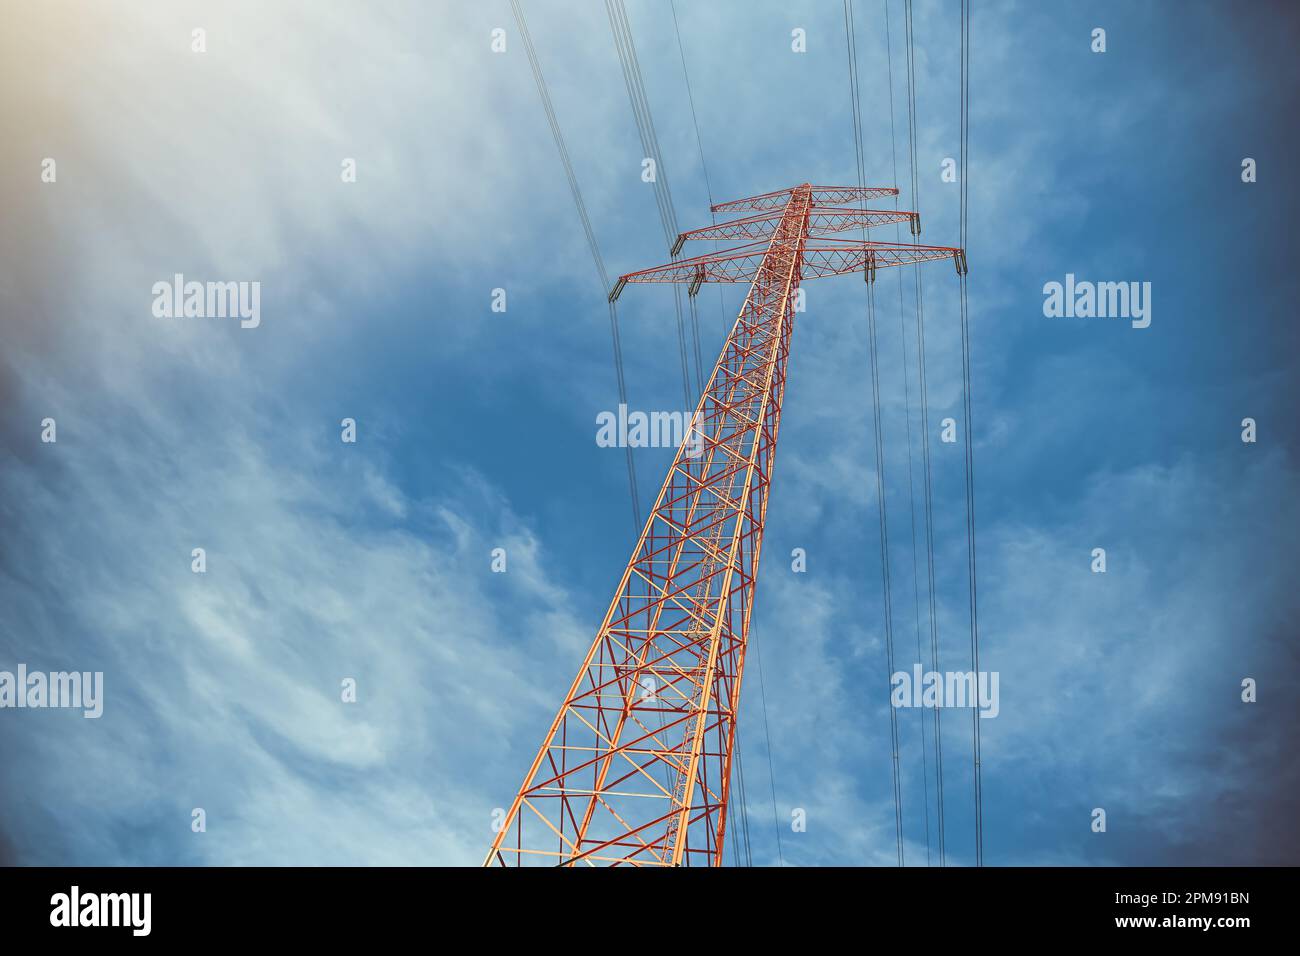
top-left (487, 183), bottom-right (965, 866)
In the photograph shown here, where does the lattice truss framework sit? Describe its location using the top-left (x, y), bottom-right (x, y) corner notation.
top-left (486, 183), bottom-right (964, 867)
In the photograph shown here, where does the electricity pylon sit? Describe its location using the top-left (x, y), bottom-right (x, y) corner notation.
top-left (486, 183), bottom-right (965, 867)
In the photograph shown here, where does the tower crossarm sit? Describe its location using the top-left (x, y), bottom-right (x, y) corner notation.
top-left (672, 206), bottom-right (919, 252)
top-left (612, 238), bottom-right (965, 298)
top-left (711, 183), bottom-right (900, 213)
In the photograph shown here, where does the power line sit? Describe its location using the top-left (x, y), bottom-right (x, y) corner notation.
top-left (668, 0), bottom-right (730, 340)
top-left (510, 0), bottom-right (641, 533)
top-left (883, 0), bottom-right (932, 868)
top-left (606, 0), bottom-right (700, 407)
top-left (752, 635), bottom-right (785, 867)
top-left (729, 776), bottom-right (742, 864)
top-left (670, 0), bottom-right (714, 209)
top-left (904, 0), bottom-right (946, 866)
top-left (845, 0), bottom-right (904, 868)
top-left (606, 0), bottom-right (679, 241)
top-left (670, 0), bottom-right (711, 396)
top-left (733, 727), bottom-right (754, 866)
top-left (957, 0), bottom-right (985, 867)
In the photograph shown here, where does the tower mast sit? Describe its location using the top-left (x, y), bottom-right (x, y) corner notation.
top-left (486, 183), bottom-right (964, 866)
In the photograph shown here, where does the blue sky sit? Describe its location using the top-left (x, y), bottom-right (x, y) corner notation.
top-left (1, 0), bottom-right (1298, 866)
